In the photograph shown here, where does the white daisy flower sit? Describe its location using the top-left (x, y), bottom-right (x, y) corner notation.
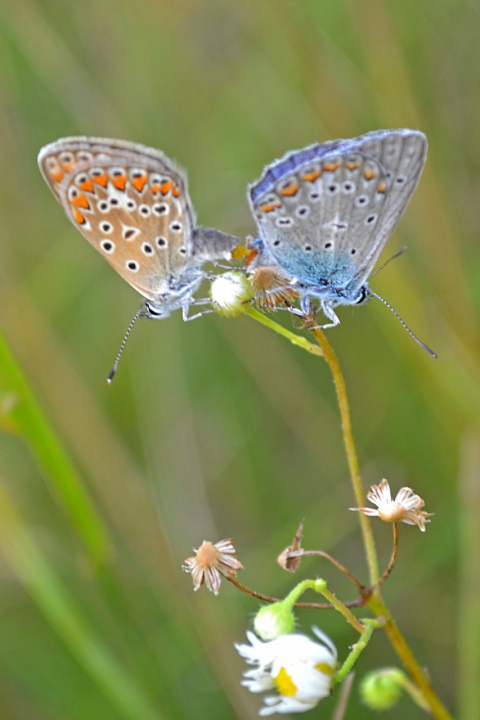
top-left (235, 628), bottom-right (337, 715)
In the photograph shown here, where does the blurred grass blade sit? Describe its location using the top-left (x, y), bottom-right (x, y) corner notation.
top-left (0, 327), bottom-right (110, 564)
top-left (0, 483), bottom-right (162, 720)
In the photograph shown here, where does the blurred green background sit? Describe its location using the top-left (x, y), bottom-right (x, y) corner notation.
top-left (0, 1), bottom-right (478, 718)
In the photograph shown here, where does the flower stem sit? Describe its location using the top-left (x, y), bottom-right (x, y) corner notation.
top-left (375, 523), bottom-right (399, 587)
top-left (366, 595), bottom-right (454, 720)
top-left (335, 619), bottom-right (384, 682)
top-left (245, 313), bottom-right (453, 719)
top-left (246, 309), bottom-right (324, 356)
top-left (307, 326), bottom-right (379, 585)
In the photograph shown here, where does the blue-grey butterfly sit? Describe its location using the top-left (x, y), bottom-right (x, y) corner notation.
top-left (247, 129), bottom-right (435, 355)
top-left (38, 137), bottom-right (240, 377)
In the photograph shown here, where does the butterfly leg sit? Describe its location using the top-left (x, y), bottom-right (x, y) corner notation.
top-left (301, 298), bottom-right (341, 331)
top-left (182, 301), bottom-right (216, 322)
top-left (318, 301), bottom-right (341, 329)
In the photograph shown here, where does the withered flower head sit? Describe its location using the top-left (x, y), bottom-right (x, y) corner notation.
top-left (277, 520), bottom-right (304, 573)
top-left (350, 479), bottom-right (433, 532)
top-left (251, 266), bottom-right (299, 309)
top-left (182, 539), bottom-right (243, 595)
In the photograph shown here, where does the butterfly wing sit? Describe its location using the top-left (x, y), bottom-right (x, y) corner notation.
top-left (38, 137), bottom-right (203, 307)
top-left (248, 129), bottom-right (427, 303)
top-left (345, 129), bottom-right (427, 293)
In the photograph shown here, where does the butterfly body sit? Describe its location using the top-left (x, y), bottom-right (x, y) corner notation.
top-left (248, 129), bottom-right (427, 323)
top-left (38, 137), bottom-right (239, 319)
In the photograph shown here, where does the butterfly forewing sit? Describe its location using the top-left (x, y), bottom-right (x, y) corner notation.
top-left (38, 137), bottom-right (200, 305)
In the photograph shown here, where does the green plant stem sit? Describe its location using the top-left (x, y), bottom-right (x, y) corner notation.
top-left (247, 308), bottom-right (324, 356)
top-left (335, 619), bottom-right (383, 682)
top-left (284, 578), bottom-right (364, 633)
top-left (0, 482), bottom-right (160, 720)
top-left (308, 326), bottom-right (379, 585)
top-left (366, 596), bottom-right (453, 720)
top-left (308, 326), bottom-right (453, 720)
top-left (248, 314), bottom-right (453, 719)
top-left (0, 328), bottom-right (110, 565)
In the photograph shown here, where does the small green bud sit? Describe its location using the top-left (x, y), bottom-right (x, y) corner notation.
top-left (254, 602), bottom-right (296, 641)
top-left (360, 668), bottom-right (404, 710)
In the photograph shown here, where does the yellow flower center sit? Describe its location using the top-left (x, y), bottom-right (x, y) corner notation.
top-left (315, 661), bottom-right (334, 675)
top-left (274, 666), bottom-right (298, 697)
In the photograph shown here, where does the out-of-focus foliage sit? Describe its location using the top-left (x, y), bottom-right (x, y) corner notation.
top-left (0, 1), bottom-right (478, 718)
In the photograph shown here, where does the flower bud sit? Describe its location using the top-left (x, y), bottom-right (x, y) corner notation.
top-left (254, 603), bottom-right (296, 641)
top-left (360, 668), bottom-right (403, 710)
top-left (210, 271), bottom-right (254, 318)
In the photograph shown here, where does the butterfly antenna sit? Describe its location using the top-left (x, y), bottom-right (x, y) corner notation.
top-left (368, 247), bottom-right (408, 279)
top-left (107, 307), bottom-right (145, 384)
top-left (369, 290), bottom-right (437, 358)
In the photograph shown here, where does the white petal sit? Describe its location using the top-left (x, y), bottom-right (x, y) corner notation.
top-left (260, 694), bottom-right (317, 715)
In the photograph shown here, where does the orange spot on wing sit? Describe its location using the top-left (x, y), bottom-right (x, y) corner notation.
top-left (131, 175), bottom-right (148, 192)
top-left (363, 169), bottom-right (376, 180)
top-left (63, 162), bottom-right (75, 172)
top-left (261, 202), bottom-right (281, 213)
top-left (324, 162), bottom-right (340, 172)
top-left (301, 170), bottom-right (321, 182)
top-left (377, 183), bottom-right (386, 193)
top-left (280, 183), bottom-right (299, 197)
top-left (78, 178), bottom-right (94, 193)
top-left (172, 185), bottom-right (180, 198)
top-left (73, 209), bottom-right (85, 224)
top-left (52, 169), bottom-right (64, 183)
top-left (160, 180), bottom-right (172, 195)
top-left (93, 172), bottom-right (108, 187)
top-left (151, 184), bottom-right (161, 194)
top-left (71, 192), bottom-right (90, 209)
top-left (346, 161), bottom-right (360, 171)
top-left (112, 174), bottom-right (127, 191)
